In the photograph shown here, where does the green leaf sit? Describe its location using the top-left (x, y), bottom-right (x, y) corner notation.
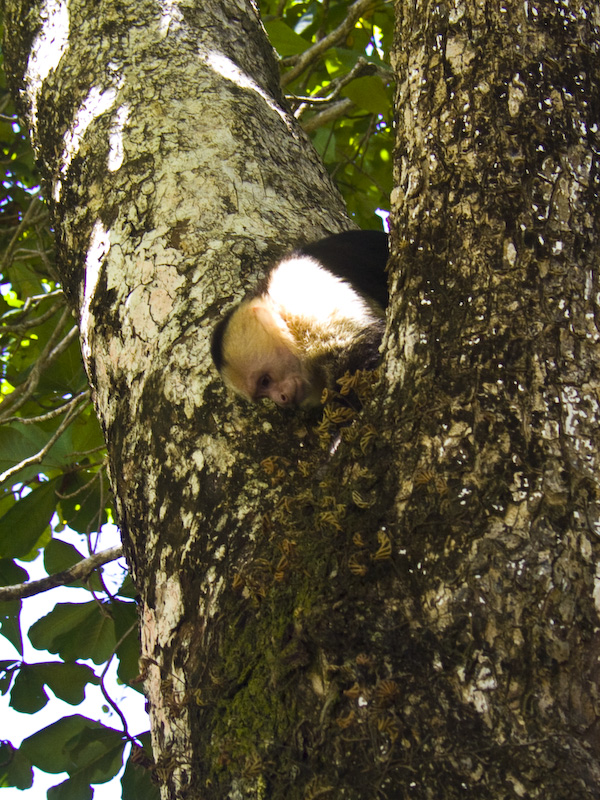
top-left (0, 558), bottom-right (28, 586)
top-left (10, 663), bottom-right (49, 713)
top-left (0, 659), bottom-right (18, 694)
top-left (312, 127), bottom-right (336, 160)
top-left (57, 470), bottom-right (109, 537)
top-left (110, 599), bottom-right (141, 687)
top-left (0, 407), bottom-right (99, 491)
top-left (10, 661), bottom-right (99, 712)
top-left (0, 596), bottom-right (23, 655)
top-left (264, 19), bottom-right (308, 55)
top-left (121, 752), bottom-right (160, 800)
top-left (44, 539), bottom-right (84, 574)
top-left (68, 726), bottom-right (125, 784)
top-left (36, 337), bottom-right (87, 397)
top-left (44, 538), bottom-right (105, 592)
top-left (0, 741), bottom-right (33, 790)
top-left (69, 408), bottom-right (106, 454)
top-left (3, 262), bottom-right (44, 303)
top-left (342, 75), bottom-right (391, 115)
top-left (20, 715), bottom-right (98, 774)
top-left (22, 716), bottom-right (124, 791)
top-left (0, 425), bottom-right (54, 486)
top-left (47, 774), bottom-right (92, 800)
top-left (116, 574), bottom-right (138, 600)
top-left (40, 661), bottom-right (99, 705)
top-left (0, 479), bottom-right (59, 559)
top-left (29, 602), bottom-right (116, 664)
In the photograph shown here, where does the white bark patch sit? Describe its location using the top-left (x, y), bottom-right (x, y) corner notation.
top-left (506, 775), bottom-right (528, 797)
top-left (200, 50), bottom-right (290, 127)
top-left (141, 596), bottom-right (192, 782)
top-left (125, 268), bottom-right (182, 339)
top-left (438, 420), bottom-right (472, 460)
top-left (81, 220), bottom-right (111, 365)
top-left (140, 603), bottom-right (159, 666)
top-left (508, 78), bottom-right (526, 117)
top-left (24, 0), bottom-right (69, 144)
top-left (424, 583), bottom-right (455, 630)
top-left (199, 566), bottom-right (225, 620)
top-left (594, 564), bottom-right (600, 617)
top-left (503, 239), bottom-right (517, 268)
top-left (558, 384), bottom-right (599, 478)
top-left (163, 369), bottom-right (205, 418)
top-left (158, 0), bottom-right (184, 36)
top-left (108, 103), bottom-right (130, 171)
top-left (397, 321), bottom-right (419, 369)
top-left (154, 570), bottom-right (184, 647)
top-left (54, 84), bottom-right (121, 202)
top-left (457, 656), bottom-right (497, 723)
top-left (191, 449), bottom-right (205, 471)
top-left (503, 503), bottom-right (522, 528)
top-left (560, 385), bottom-right (585, 437)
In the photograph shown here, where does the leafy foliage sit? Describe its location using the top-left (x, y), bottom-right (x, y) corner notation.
top-left (0, 0), bottom-right (393, 796)
top-left (264, 0), bottom-right (393, 228)
top-left (0, 19), bottom-right (154, 798)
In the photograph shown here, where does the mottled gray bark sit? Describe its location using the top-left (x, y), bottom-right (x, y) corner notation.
top-left (3, 1), bottom-right (350, 797)
top-left (378, 0), bottom-right (600, 796)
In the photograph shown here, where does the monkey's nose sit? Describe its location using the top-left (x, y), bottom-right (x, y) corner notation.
top-left (276, 386), bottom-right (297, 406)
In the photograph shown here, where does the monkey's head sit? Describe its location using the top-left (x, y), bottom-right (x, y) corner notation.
top-left (211, 297), bottom-right (324, 408)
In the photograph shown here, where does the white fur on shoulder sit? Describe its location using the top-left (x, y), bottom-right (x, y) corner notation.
top-left (267, 255), bottom-right (378, 327)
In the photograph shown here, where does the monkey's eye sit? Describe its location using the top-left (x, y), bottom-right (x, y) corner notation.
top-left (258, 374), bottom-right (271, 391)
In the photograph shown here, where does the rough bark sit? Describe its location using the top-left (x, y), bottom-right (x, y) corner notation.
top-left (2, 1), bottom-right (351, 797)
top-left (379, 0), bottom-right (600, 795)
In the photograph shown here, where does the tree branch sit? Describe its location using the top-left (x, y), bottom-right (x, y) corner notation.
top-left (0, 391), bottom-right (90, 485)
top-left (0, 388), bottom-right (90, 425)
top-left (0, 192), bottom-right (49, 273)
top-left (0, 544), bottom-right (124, 601)
top-left (0, 307), bottom-right (79, 421)
top-left (2, 297), bottom-right (64, 334)
top-left (289, 57), bottom-right (390, 118)
top-left (280, 0), bottom-right (379, 87)
top-left (99, 621), bottom-right (138, 741)
top-left (301, 98), bottom-right (356, 133)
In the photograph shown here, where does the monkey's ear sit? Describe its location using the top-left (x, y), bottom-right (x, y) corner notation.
top-left (249, 300), bottom-right (281, 335)
top-left (251, 300), bottom-right (298, 353)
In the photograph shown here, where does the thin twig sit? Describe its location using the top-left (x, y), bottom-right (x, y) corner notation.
top-left (55, 465), bottom-right (102, 500)
top-left (291, 57), bottom-right (388, 120)
top-left (0, 394), bottom-right (88, 485)
top-left (1, 299), bottom-right (64, 334)
top-left (0, 544), bottom-right (124, 601)
top-left (280, 0), bottom-right (379, 87)
top-left (302, 98), bottom-right (356, 133)
top-left (98, 621), bottom-right (138, 741)
top-left (0, 308), bottom-right (79, 420)
top-left (0, 389), bottom-right (90, 425)
top-left (0, 192), bottom-right (49, 273)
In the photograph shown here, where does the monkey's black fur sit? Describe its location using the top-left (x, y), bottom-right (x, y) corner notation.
top-left (211, 230), bottom-right (389, 374)
top-left (211, 307), bottom-right (235, 373)
top-left (295, 230), bottom-right (389, 310)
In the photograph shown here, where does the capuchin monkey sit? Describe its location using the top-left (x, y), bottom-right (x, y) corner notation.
top-left (210, 230), bottom-right (389, 409)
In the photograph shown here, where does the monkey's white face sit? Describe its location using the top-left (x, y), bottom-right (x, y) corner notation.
top-left (225, 348), bottom-right (316, 407)
top-left (221, 299), bottom-right (323, 408)
top-left (247, 347), bottom-right (306, 406)
top-left (230, 350), bottom-right (324, 408)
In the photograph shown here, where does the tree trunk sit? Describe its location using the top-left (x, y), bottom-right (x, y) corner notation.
top-left (4, 0), bottom-right (600, 798)
top-left (378, 0), bottom-right (600, 796)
